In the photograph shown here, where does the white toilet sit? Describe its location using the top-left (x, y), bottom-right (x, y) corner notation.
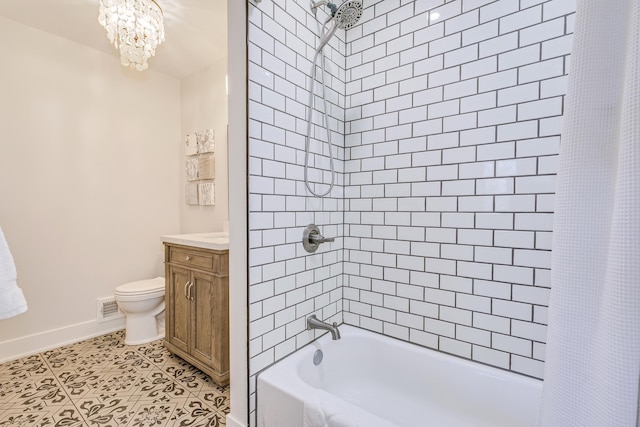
top-left (114, 277), bottom-right (166, 345)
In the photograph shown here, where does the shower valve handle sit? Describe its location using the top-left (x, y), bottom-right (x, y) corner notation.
top-left (310, 233), bottom-right (335, 244)
top-left (303, 224), bottom-right (335, 253)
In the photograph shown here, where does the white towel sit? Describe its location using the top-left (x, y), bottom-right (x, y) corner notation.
top-left (0, 227), bottom-right (27, 320)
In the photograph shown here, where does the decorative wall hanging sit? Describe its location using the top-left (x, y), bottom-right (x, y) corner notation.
top-left (184, 129), bottom-right (216, 206)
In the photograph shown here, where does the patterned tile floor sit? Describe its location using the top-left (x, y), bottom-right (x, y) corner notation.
top-left (0, 331), bottom-right (229, 426)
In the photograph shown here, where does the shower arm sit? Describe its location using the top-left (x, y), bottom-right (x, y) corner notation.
top-left (311, 0), bottom-right (328, 10)
top-left (310, 0), bottom-right (337, 17)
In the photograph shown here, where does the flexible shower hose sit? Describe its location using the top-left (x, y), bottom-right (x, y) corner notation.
top-left (304, 20), bottom-right (340, 198)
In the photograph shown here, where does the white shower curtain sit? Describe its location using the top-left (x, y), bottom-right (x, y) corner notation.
top-left (538, 1), bottom-right (640, 426)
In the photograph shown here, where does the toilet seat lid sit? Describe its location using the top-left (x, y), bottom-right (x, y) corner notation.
top-left (116, 277), bottom-right (165, 296)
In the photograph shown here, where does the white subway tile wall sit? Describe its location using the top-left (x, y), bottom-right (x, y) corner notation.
top-left (248, 0), bottom-right (575, 424)
top-left (343, 0), bottom-right (574, 382)
top-left (247, 0), bottom-right (347, 422)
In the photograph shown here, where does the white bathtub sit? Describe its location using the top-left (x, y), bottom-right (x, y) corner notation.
top-left (257, 325), bottom-right (542, 427)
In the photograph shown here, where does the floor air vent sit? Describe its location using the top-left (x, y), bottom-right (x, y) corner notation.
top-left (96, 297), bottom-right (124, 323)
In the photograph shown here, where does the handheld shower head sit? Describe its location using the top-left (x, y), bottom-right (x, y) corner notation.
top-left (333, 0), bottom-right (362, 29)
top-left (315, 0), bottom-right (363, 51)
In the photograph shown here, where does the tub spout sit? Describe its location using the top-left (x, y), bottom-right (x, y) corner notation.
top-left (307, 314), bottom-right (341, 340)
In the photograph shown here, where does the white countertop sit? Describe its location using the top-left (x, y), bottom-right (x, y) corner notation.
top-left (161, 232), bottom-right (229, 250)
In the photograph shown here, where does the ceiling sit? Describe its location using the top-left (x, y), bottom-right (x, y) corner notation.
top-left (0, 0), bottom-right (227, 78)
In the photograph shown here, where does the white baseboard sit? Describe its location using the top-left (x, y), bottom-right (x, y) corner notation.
top-left (0, 317), bottom-right (126, 363)
top-left (226, 414), bottom-right (247, 427)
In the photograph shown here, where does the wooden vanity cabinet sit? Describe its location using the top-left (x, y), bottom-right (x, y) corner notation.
top-left (164, 243), bottom-right (229, 386)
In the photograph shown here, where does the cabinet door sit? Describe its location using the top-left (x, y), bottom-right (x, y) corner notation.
top-left (191, 271), bottom-right (217, 368)
top-left (167, 265), bottom-right (191, 354)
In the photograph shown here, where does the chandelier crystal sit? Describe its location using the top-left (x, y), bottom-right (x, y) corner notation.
top-left (98, 0), bottom-right (165, 71)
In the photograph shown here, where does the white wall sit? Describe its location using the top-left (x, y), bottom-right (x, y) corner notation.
top-left (226, 1), bottom-right (248, 425)
top-left (0, 17), bottom-right (181, 359)
top-left (180, 58), bottom-right (229, 233)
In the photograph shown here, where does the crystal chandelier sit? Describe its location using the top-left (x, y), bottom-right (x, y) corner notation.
top-left (98, 0), bottom-right (165, 71)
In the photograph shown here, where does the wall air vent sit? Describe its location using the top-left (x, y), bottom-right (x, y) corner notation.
top-left (96, 297), bottom-right (124, 323)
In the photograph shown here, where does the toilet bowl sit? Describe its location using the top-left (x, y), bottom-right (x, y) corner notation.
top-left (114, 277), bottom-right (165, 345)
